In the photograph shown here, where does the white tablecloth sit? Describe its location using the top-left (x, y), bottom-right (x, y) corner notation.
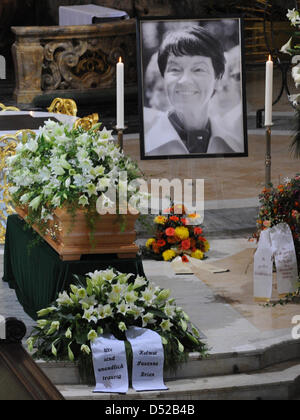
top-left (59, 4), bottom-right (129, 26)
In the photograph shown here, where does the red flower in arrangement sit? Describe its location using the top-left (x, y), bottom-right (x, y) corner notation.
top-left (182, 255), bottom-right (189, 263)
top-left (167, 237), bottom-right (178, 244)
top-left (165, 227), bottom-right (176, 236)
top-left (181, 239), bottom-right (191, 251)
top-left (198, 236), bottom-right (206, 243)
top-left (170, 216), bottom-right (179, 222)
top-left (157, 239), bottom-right (166, 247)
top-left (194, 227), bottom-right (203, 235)
top-left (181, 218), bottom-right (187, 226)
top-left (152, 243), bottom-right (160, 254)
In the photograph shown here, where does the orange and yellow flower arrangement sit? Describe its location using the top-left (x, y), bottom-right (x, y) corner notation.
top-left (145, 205), bottom-right (210, 262)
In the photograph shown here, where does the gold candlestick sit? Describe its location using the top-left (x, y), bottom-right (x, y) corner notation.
top-left (115, 126), bottom-right (127, 151)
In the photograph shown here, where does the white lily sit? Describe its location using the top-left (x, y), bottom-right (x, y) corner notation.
top-left (117, 301), bottom-right (130, 316)
top-left (26, 138), bottom-right (38, 153)
top-left (80, 295), bottom-right (98, 309)
top-left (29, 195), bottom-right (42, 211)
top-left (287, 8), bottom-right (300, 26)
top-left (128, 305), bottom-right (145, 320)
top-left (82, 308), bottom-right (98, 324)
top-left (99, 127), bottom-right (114, 141)
top-left (160, 319), bottom-right (173, 332)
top-left (292, 64), bottom-right (300, 87)
top-left (142, 312), bottom-right (155, 327)
top-left (280, 37), bottom-right (293, 55)
top-left (78, 195), bottom-right (89, 206)
top-left (57, 291), bottom-right (73, 306)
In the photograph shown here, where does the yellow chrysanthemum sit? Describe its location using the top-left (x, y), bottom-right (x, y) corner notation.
top-left (162, 249), bottom-right (176, 261)
top-left (203, 240), bottom-right (210, 252)
top-left (175, 226), bottom-right (189, 240)
top-left (191, 249), bottom-right (204, 260)
top-left (154, 215), bottom-right (167, 225)
top-left (146, 238), bottom-right (156, 248)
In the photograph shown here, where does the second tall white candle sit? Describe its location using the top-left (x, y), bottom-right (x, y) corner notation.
top-left (265, 55), bottom-right (273, 127)
top-left (117, 57), bottom-right (124, 129)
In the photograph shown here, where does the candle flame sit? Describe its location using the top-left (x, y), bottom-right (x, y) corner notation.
top-left (268, 54), bottom-right (272, 62)
top-left (119, 57), bottom-right (122, 63)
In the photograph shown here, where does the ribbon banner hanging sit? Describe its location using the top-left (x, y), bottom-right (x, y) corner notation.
top-left (254, 228), bottom-right (274, 302)
top-left (270, 223), bottom-right (299, 298)
top-left (254, 223), bottom-right (298, 302)
top-left (91, 334), bottom-right (129, 394)
top-left (126, 327), bottom-right (168, 392)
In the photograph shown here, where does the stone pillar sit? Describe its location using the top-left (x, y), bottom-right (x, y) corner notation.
top-left (11, 28), bottom-right (44, 104)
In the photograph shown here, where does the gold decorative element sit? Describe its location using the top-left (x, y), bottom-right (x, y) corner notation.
top-left (0, 103), bottom-right (20, 112)
top-left (0, 133), bottom-right (19, 243)
top-left (74, 113), bottom-right (99, 131)
top-left (0, 130), bottom-right (36, 243)
top-left (47, 98), bottom-right (78, 116)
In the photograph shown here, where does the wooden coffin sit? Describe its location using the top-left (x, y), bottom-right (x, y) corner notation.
top-left (15, 206), bottom-right (139, 261)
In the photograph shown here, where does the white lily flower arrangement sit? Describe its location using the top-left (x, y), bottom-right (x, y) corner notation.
top-left (27, 268), bottom-right (207, 382)
top-left (6, 120), bottom-right (145, 235)
top-left (281, 8), bottom-right (300, 157)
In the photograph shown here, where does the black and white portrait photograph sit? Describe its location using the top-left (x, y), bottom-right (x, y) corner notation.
top-left (137, 17), bottom-right (248, 159)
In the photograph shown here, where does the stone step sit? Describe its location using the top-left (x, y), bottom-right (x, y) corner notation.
top-left (57, 360), bottom-right (300, 400)
top-left (38, 338), bottom-right (300, 386)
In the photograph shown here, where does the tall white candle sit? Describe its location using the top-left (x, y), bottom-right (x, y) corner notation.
top-left (116, 57), bottom-right (124, 129)
top-left (265, 55), bottom-right (273, 126)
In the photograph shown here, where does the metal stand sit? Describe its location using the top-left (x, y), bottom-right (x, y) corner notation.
top-left (114, 126), bottom-right (127, 151)
top-left (265, 125), bottom-right (272, 186)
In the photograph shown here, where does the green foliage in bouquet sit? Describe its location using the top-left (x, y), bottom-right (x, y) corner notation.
top-left (27, 269), bottom-right (207, 381)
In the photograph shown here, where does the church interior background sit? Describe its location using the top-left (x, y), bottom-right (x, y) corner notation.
top-left (1, 0), bottom-right (300, 401)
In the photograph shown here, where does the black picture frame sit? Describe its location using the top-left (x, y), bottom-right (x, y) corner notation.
top-left (136, 16), bottom-right (248, 160)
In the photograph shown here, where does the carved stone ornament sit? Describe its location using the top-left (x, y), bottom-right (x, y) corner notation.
top-left (12, 20), bottom-right (137, 103)
top-left (41, 35), bottom-right (136, 91)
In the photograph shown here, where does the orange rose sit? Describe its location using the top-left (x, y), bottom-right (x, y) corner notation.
top-left (194, 227), bottom-right (203, 235)
top-left (157, 239), bottom-right (166, 247)
top-left (181, 239), bottom-right (191, 250)
top-left (165, 227), bottom-right (176, 236)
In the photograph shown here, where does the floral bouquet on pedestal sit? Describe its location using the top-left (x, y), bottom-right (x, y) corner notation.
top-left (254, 174), bottom-right (300, 272)
top-left (27, 268), bottom-right (207, 382)
top-left (145, 205), bottom-right (209, 262)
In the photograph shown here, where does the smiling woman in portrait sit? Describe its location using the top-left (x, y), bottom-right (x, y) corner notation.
top-left (142, 24), bottom-right (245, 157)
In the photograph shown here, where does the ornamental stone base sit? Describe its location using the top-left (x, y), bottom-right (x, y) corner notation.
top-left (11, 20), bottom-right (137, 104)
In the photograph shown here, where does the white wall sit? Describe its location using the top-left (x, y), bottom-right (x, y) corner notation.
top-left (0, 56), bottom-right (6, 79)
